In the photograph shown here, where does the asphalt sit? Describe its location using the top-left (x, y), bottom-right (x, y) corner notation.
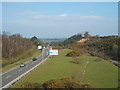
top-left (1, 48), bottom-right (49, 88)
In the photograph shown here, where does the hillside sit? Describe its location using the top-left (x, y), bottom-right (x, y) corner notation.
top-left (77, 38), bottom-right (89, 43)
top-left (66, 36), bottom-right (119, 62)
top-left (52, 33), bottom-right (83, 46)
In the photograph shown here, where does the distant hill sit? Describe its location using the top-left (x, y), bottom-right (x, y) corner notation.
top-left (54, 34), bottom-right (83, 46)
top-left (40, 38), bottom-right (66, 42)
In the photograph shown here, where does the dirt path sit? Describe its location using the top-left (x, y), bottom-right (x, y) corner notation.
top-left (81, 60), bottom-right (90, 82)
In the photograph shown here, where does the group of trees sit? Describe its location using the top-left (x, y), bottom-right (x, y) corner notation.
top-left (2, 32), bottom-right (34, 59)
top-left (83, 31), bottom-right (91, 38)
top-left (83, 36), bottom-right (119, 60)
top-left (31, 36), bottom-right (43, 46)
top-left (2, 31), bottom-right (40, 67)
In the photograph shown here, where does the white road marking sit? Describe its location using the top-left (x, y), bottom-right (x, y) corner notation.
top-left (6, 75), bottom-right (11, 79)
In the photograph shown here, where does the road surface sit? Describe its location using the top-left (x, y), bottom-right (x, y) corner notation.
top-left (1, 48), bottom-right (49, 89)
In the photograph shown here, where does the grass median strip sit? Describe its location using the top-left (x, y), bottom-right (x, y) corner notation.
top-left (11, 49), bottom-right (118, 88)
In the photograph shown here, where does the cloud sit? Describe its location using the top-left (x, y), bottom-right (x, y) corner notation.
top-left (59, 14), bottom-right (68, 17)
top-left (3, 10), bottom-right (117, 38)
top-left (4, 10), bottom-right (113, 29)
top-left (16, 10), bottom-right (104, 20)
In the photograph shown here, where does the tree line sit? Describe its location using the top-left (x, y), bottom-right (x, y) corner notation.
top-left (2, 31), bottom-right (42, 67)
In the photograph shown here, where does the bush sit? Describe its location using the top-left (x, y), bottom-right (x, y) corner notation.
top-left (66, 51), bottom-right (79, 57)
top-left (43, 79), bottom-right (64, 88)
top-left (42, 77), bottom-right (93, 88)
top-left (66, 48), bottom-right (88, 57)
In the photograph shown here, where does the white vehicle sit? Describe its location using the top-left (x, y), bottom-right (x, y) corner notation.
top-left (20, 64), bottom-right (26, 67)
top-left (38, 46), bottom-right (42, 49)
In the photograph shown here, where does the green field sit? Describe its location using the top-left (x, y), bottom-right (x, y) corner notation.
top-left (2, 47), bottom-right (41, 73)
top-left (12, 49), bottom-right (118, 88)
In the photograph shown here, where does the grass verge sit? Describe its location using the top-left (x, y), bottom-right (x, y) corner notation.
top-left (11, 49), bottom-right (118, 88)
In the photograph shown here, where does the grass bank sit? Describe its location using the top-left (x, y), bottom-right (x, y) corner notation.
top-left (2, 47), bottom-right (41, 73)
top-left (12, 49), bottom-right (118, 88)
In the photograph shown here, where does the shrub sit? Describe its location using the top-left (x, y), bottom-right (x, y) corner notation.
top-left (66, 51), bottom-right (79, 57)
top-left (66, 48), bottom-right (88, 57)
top-left (42, 77), bottom-right (93, 88)
top-left (43, 79), bottom-right (64, 88)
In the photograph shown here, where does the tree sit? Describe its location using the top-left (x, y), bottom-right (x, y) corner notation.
top-left (31, 36), bottom-right (38, 41)
top-left (83, 31), bottom-right (91, 38)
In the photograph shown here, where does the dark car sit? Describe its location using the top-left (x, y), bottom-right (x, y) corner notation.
top-left (33, 58), bottom-right (37, 61)
top-left (20, 64), bottom-right (26, 67)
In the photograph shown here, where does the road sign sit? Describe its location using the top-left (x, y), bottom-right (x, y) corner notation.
top-left (49, 50), bottom-right (58, 55)
top-left (38, 46), bottom-right (42, 49)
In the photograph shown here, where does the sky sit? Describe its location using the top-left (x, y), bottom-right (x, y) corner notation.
top-left (2, 2), bottom-right (118, 38)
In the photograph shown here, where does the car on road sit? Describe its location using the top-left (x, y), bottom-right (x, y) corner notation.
top-left (20, 64), bottom-right (26, 67)
top-left (33, 58), bottom-right (37, 61)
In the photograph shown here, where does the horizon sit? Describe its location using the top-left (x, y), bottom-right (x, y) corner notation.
top-left (2, 2), bottom-right (118, 38)
top-left (2, 31), bottom-right (118, 39)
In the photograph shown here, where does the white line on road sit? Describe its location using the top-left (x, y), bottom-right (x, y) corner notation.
top-left (6, 75), bottom-right (11, 79)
